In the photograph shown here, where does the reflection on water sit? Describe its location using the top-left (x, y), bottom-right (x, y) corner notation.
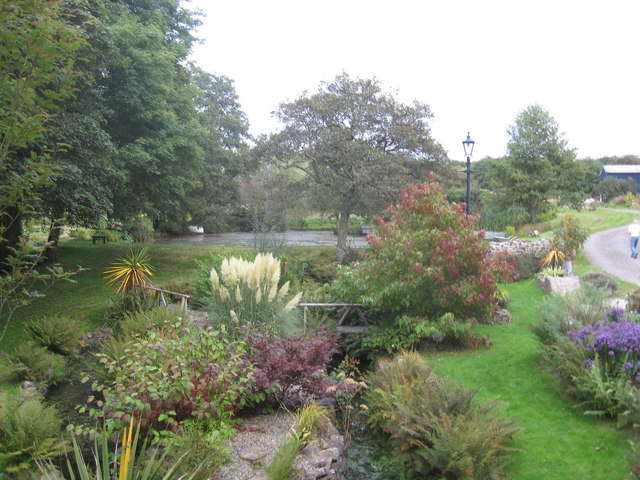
top-left (155, 230), bottom-right (368, 248)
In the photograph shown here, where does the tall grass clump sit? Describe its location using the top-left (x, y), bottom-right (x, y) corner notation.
top-left (204, 253), bottom-right (302, 336)
top-left (364, 351), bottom-right (520, 480)
top-left (25, 314), bottom-right (84, 355)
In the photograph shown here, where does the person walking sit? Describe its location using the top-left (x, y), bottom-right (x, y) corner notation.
top-left (629, 219), bottom-right (640, 258)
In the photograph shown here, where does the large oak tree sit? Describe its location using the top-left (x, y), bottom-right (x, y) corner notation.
top-left (254, 73), bottom-right (447, 261)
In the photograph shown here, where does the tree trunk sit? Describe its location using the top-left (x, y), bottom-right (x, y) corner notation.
top-left (336, 209), bottom-right (350, 264)
top-left (45, 219), bottom-right (62, 263)
top-left (0, 205), bottom-right (23, 273)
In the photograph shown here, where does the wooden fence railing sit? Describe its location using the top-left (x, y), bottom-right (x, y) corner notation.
top-left (144, 286), bottom-right (190, 312)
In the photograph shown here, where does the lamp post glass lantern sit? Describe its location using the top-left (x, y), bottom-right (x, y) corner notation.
top-left (462, 133), bottom-right (474, 215)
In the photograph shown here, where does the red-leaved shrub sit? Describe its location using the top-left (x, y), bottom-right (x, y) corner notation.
top-left (247, 328), bottom-right (339, 406)
top-left (331, 173), bottom-right (514, 324)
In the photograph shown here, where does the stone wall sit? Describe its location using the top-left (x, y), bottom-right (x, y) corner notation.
top-left (488, 238), bottom-right (552, 257)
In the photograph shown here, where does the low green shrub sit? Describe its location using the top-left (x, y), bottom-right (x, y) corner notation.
top-left (170, 419), bottom-right (235, 479)
top-left (580, 272), bottom-right (618, 294)
top-left (84, 320), bottom-right (257, 435)
top-left (1, 341), bottom-right (66, 385)
top-left (103, 288), bottom-right (160, 329)
top-left (120, 306), bottom-right (178, 339)
top-left (25, 314), bottom-right (84, 355)
top-left (533, 286), bottom-right (609, 346)
top-left (0, 396), bottom-right (67, 476)
top-left (364, 351), bottom-right (520, 480)
top-left (355, 313), bottom-right (476, 360)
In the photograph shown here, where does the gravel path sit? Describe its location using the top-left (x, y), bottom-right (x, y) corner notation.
top-left (584, 221), bottom-right (640, 287)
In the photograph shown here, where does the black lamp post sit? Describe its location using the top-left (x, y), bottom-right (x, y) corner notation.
top-left (462, 132), bottom-right (475, 215)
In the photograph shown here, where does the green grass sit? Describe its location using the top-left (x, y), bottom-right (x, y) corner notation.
top-left (431, 279), bottom-right (630, 480)
top-left (551, 207), bottom-right (637, 235)
top-left (0, 240), bottom-right (248, 351)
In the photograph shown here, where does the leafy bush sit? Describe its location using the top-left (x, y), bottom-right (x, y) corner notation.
top-left (88, 320), bottom-right (256, 433)
top-left (358, 313), bottom-right (476, 359)
top-left (103, 288), bottom-right (160, 328)
top-left (364, 351), bottom-right (520, 480)
top-left (120, 306), bottom-right (178, 340)
top-left (203, 253), bottom-right (303, 337)
top-left (580, 272), bottom-right (618, 294)
top-left (25, 314), bottom-right (84, 355)
top-left (246, 328), bottom-right (339, 406)
top-left (0, 396), bottom-right (66, 476)
top-left (1, 341), bottom-right (66, 385)
top-left (330, 175), bottom-right (514, 325)
top-left (125, 215), bottom-right (155, 243)
top-left (533, 286), bottom-right (609, 346)
top-left (553, 214), bottom-right (587, 259)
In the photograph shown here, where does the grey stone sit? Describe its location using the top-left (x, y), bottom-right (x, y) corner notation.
top-left (240, 449), bottom-right (269, 462)
top-left (537, 275), bottom-right (581, 295)
top-left (493, 308), bottom-right (512, 325)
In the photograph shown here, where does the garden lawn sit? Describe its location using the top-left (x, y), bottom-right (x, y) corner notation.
top-left (431, 279), bottom-right (630, 480)
top-left (0, 240), bottom-right (244, 351)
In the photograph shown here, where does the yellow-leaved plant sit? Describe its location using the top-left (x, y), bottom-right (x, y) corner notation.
top-left (208, 253), bottom-right (302, 334)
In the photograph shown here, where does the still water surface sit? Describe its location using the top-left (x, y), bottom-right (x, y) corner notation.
top-left (155, 230), bottom-right (368, 247)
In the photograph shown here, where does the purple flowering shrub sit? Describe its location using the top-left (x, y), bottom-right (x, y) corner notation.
top-left (568, 320), bottom-right (640, 381)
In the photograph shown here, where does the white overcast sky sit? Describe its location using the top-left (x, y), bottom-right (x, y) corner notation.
top-left (186, 0), bottom-right (640, 161)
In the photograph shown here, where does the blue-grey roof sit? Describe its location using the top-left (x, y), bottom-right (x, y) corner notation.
top-left (601, 165), bottom-right (640, 174)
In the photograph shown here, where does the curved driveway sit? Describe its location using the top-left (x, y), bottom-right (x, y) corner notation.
top-left (584, 224), bottom-right (640, 286)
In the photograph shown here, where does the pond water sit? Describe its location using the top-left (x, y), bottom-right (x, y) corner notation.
top-left (155, 230), bottom-right (368, 248)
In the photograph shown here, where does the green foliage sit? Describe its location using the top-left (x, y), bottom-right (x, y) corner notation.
top-left (265, 405), bottom-right (331, 480)
top-left (358, 313), bottom-right (475, 359)
top-left (85, 319), bottom-right (256, 435)
top-left (170, 419), bottom-right (234, 480)
top-left (119, 307), bottom-right (179, 340)
top-left (502, 104), bottom-right (577, 222)
top-left (25, 314), bottom-right (84, 355)
top-left (553, 214), bottom-right (587, 259)
top-left (0, 396), bottom-right (67, 476)
top-left (46, 418), bottom-right (199, 480)
top-left (533, 285), bottom-right (609, 347)
top-left (264, 437), bottom-right (300, 480)
top-left (532, 286), bottom-right (607, 348)
top-left (331, 175), bottom-right (513, 325)
top-left (600, 176), bottom-right (637, 202)
top-left (1, 341), bottom-right (66, 385)
top-left (364, 351), bottom-right (520, 479)
top-left (125, 216), bottom-right (155, 243)
top-left (103, 288), bottom-right (160, 329)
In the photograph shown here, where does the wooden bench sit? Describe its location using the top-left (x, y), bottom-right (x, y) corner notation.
top-left (298, 302), bottom-right (369, 334)
top-left (92, 235), bottom-right (107, 244)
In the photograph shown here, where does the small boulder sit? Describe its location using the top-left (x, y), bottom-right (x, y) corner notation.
top-left (493, 308), bottom-right (512, 325)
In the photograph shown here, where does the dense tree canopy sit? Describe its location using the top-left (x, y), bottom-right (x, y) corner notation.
top-left (28, 0), bottom-right (251, 243)
top-left (0, 0), bottom-right (82, 265)
top-left (254, 73), bottom-right (448, 261)
top-left (503, 104), bottom-right (576, 221)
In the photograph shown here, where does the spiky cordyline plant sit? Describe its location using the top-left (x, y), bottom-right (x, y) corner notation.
top-left (104, 248), bottom-right (154, 294)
